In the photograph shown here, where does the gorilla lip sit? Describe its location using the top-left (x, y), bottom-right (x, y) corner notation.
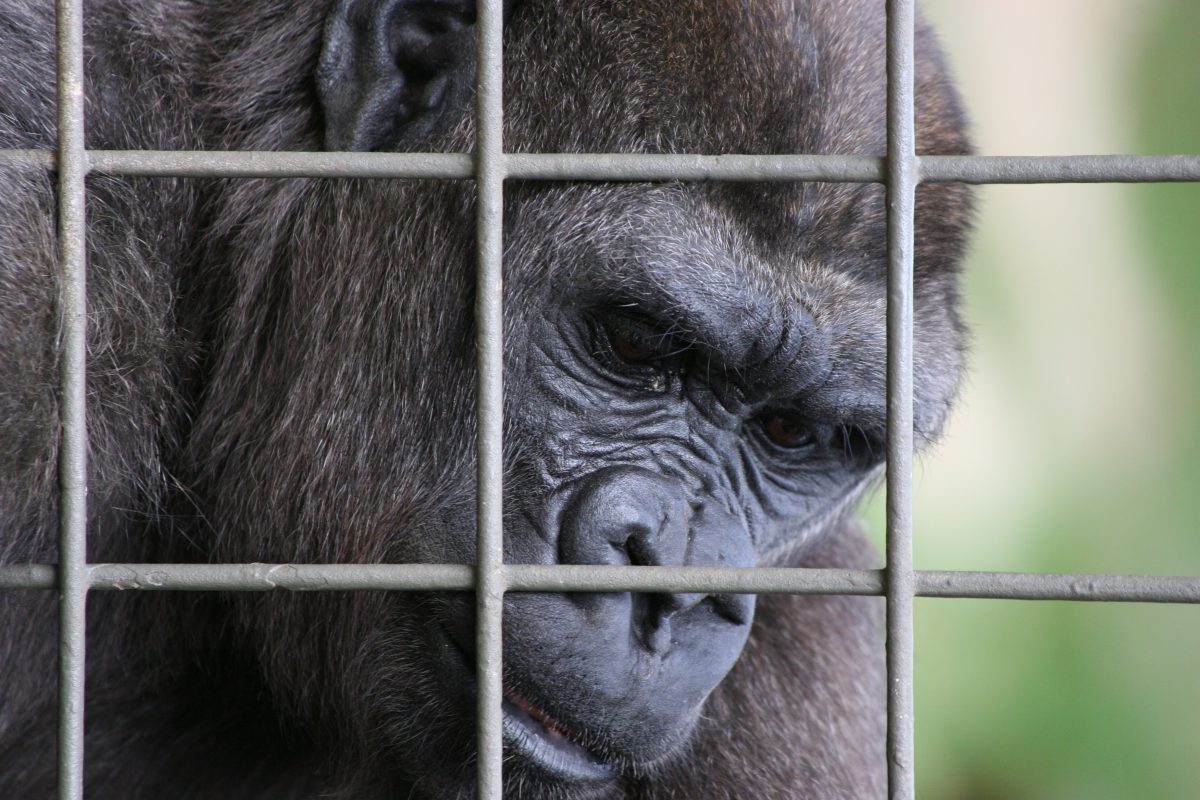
top-left (508, 691), bottom-right (569, 737)
top-left (502, 690), bottom-right (616, 781)
top-left (442, 622), bottom-right (615, 781)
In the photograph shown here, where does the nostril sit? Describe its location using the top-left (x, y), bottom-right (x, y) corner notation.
top-left (656, 591), bottom-right (705, 618)
top-left (623, 525), bottom-right (661, 567)
top-left (636, 591), bottom-right (750, 655)
top-left (651, 590), bottom-right (747, 629)
top-left (708, 593), bottom-right (753, 627)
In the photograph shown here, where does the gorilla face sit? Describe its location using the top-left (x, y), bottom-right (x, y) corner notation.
top-left (373, 195), bottom-right (891, 794)
top-left (0, 0), bottom-right (971, 796)
top-left (181, 0), bottom-right (970, 794)
top-left (489, 188), bottom-right (893, 780)
top-left (355, 177), bottom-right (961, 796)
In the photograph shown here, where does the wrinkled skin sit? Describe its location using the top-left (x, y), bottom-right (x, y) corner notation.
top-left (0, 0), bottom-right (972, 797)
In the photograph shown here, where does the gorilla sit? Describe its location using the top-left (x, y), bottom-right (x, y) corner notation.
top-left (0, 0), bottom-right (972, 797)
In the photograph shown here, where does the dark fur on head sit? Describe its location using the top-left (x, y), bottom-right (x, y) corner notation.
top-left (0, 0), bottom-right (971, 797)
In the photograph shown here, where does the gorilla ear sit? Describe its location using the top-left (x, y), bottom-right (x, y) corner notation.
top-left (317, 0), bottom-right (477, 152)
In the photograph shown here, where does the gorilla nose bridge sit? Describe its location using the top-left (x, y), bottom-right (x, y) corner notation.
top-left (557, 467), bottom-right (715, 570)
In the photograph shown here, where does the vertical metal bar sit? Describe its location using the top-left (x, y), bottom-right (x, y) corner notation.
top-left (55, 0), bottom-right (89, 798)
top-left (474, 1), bottom-right (506, 797)
top-left (884, 0), bottom-right (917, 798)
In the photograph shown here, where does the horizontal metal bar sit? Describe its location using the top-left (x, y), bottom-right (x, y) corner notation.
top-left (3, 564), bottom-right (1197, 603)
top-left (14, 150), bottom-right (889, 182)
top-left (89, 150), bottom-right (474, 179)
top-left (0, 149), bottom-right (475, 178)
top-left (504, 153), bottom-right (886, 182)
top-left (918, 570), bottom-right (1200, 603)
top-left (505, 565), bottom-right (883, 594)
top-left (921, 154), bottom-right (1200, 184)
top-left (89, 563), bottom-right (475, 591)
top-left (4, 150), bottom-right (1199, 185)
top-left (77, 564), bottom-right (879, 594)
top-left (0, 149), bottom-right (885, 182)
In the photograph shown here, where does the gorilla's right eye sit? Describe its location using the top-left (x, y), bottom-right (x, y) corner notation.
top-left (597, 315), bottom-right (680, 370)
top-left (610, 327), bottom-right (657, 364)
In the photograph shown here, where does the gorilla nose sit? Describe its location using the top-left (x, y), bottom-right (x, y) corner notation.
top-left (557, 467), bottom-right (755, 652)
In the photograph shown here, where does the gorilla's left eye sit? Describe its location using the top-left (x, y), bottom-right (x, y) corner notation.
top-left (760, 412), bottom-right (815, 450)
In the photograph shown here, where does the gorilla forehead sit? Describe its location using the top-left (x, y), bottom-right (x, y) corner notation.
top-left (503, 0), bottom-right (887, 157)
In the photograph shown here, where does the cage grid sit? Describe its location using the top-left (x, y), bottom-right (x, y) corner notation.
top-left (0, 0), bottom-right (1197, 798)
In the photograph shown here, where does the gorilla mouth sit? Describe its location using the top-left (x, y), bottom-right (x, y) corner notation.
top-left (437, 621), bottom-right (616, 781)
top-left (502, 690), bottom-right (616, 782)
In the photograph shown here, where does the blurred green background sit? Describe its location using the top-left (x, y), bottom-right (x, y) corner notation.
top-left (860, 1), bottom-right (1200, 798)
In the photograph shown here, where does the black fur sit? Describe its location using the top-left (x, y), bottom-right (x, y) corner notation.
top-left (0, 1), bottom-right (972, 797)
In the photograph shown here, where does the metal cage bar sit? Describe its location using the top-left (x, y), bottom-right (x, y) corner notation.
top-left (473, 1), bottom-right (507, 797)
top-left (884, 0), bottom-right (918, 796)
top-left (54, 0), bottom-right (89, 798)
top-left (5, 149), bottom-right (1200, 183)
top-left (5, 563), bottom-right (1199, 603)
top-left (1, 1), bottom-right (1193, 797)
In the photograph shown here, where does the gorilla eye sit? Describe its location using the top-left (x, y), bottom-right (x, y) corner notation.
top-left (600, 315), bottom-right (678, 368)
top-left (761, 412), bottom-right (815, 450)
top-left (611, 329), bottom-right (657, 363)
